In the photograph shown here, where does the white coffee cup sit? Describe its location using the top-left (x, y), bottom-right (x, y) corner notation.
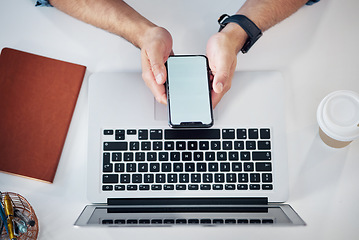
top-left (317, 90), bottom-right (359, 148)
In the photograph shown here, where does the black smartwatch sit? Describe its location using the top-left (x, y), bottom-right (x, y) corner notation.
top-left (218, 14), bottom-right (262, 53)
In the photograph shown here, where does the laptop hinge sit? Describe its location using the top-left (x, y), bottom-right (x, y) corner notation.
top-left (107, 197), bottom-right (268, 206)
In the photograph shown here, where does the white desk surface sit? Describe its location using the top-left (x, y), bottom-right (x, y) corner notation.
top-left (1, 0), bottom-right (359, 239)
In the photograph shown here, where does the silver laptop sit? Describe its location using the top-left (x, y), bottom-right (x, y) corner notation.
top-left (75, 71), bottom-right (305, 226)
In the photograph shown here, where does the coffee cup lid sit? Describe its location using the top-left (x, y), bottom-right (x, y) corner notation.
top-left (317, 90), bottom-right (359, 142)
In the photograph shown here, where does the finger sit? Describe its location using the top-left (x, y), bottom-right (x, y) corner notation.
top-left (141, 50), bottom-right (168, 104)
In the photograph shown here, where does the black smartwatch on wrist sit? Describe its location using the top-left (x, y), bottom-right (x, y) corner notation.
top-left (218, 14), bottom-right (262, 53)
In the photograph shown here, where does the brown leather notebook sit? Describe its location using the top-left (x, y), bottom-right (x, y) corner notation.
top-left (0, 48), bottom-right (86, 183)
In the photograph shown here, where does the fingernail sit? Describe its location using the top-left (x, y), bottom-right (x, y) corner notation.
top-left (155, 73), bottom-right (164, 84)
top-left (216, 82), bottom-right (223, 93)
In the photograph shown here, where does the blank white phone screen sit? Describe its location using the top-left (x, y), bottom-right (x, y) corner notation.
top-left (167, 56), bottom-right (212, 126)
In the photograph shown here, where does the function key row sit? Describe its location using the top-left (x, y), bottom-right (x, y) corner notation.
top-left (103, 128), bottom-right (271, 141)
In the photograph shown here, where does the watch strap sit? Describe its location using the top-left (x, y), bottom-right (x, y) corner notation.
top-left (218, 14), bottom-right (262, 53)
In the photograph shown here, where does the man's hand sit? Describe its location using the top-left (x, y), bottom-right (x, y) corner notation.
top-left (140, 27), bottom-right (173, 105)
top-left (206, 23), bottom-right (247, 108)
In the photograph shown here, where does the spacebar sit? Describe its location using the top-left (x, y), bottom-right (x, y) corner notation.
top-left (164, 129), bottom-right (220, 140)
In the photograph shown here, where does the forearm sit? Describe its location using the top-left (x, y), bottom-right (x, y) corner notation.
top-left (222, 0), bottom-right (308, 54)
top-left (49, 0), bottom-right (156, 48)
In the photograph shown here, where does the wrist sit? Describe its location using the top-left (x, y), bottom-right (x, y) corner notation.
top-left (220, 23), bottom-right (248, 54)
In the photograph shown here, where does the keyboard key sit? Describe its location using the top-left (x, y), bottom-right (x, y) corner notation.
top-left (208, 163), bottom-right (218, 172)
top-left (115, 129), bottom-right (125, 140)
top-left (150, 129), bottom-right (163, 140)
top-left (222, 141), bottom-right (233, 150)
top-left (199, 141), bottom-right (209, 150)
top-left (260, 128), bottom-right (270, 139)
top-left (127, 129), bottom-right (136, 135)
top-left (124, 152), bottom-right (133, 161)
top-left (150, 163), bottom-right (160, 172)
top-left (194, 152), bottom-right (204, 161)
top-left (144, 174), bottom-right (154, 183)
top-left (114, 163), bottom-right (124, 172)
top-left (197, 163), bottom-right (207, 172)
top-left (164, 141), bottom-right (174, 150)
top-left (232, 162), bottom-right (242, 172)
top-left (156, 174), bottom-right (166, 183)
top-left (176, 184), bottom-right (186, 190)
top-left (238, 173), bottom-right (248, 182)
top-left (246, 141), bottom-right (256, 150)
top-left (176, 141), bottom-right (186, 150)
top-left (243, 163), bottom-right (254, 172)
top-left (127, 185), bottom-right (138, 191)
top-left (167, 174), bottom-right (177, 183)
top-left (217, 152), bottom-right (227, 161)
top-left (162, 163), bottom-right (172, 172)
top-left (222, 129), bottom-right (235, 139)
top-left (237, 184), bottom-right (248, 190)
top-left (159, 152), bottom-right (169, 161)
top-left (135, 152), bottom-right (145, 161)
top-left (203, 173), bottom-right (213, 183)
top-left (262, 173), bottom-right (272, 182)
top-left (250, 173), bottom-right (260, 183)
top-left (228, 152), bottom-right (239, 161)
top-left (120, 174), bottom-right (130, 183)
top-left (165, 129), bottom-right (220, 140)
top-left (252, 152), bottom-right (271, 160)
top-left (188, 184), bottom-right (199, 190)
top-left (170, 152), bottom-right (180, 161)
top-left (141, 142), bottom-right (151, 151)
top-left (205, 152), bottom-right (215, 161)
top-left (213, 184), bottom-right (224, 190)
top-left (220, 163), bottom-right (230, 172)
top-left (258, 141), bottom-right (271, 150)
top-left (139, 185), bottom-right (150, 191)
top-left (226, 173), bottom-right (236, 182)
top-left (262, 184), bottom-right (273, 190)
top-left (102, 185), bottom-right (113, 191)
top-left (173, 163), bottom-right (183, 172)
top-left (215, 173), bottom-right (225, 183)
top-left (104, 142), bottom-right (127, 151)
top-left (147, 152), bottom-right (157, 161)
top-left (200, 184), bottom-right (211, 190)
top-left (225, 184), bottom-right (236, 190)
top-left (240, 152), bottom-right (251, 161)
top-left (104, 129), bottom-right (114, 135)
top-left (126, 163), bottom-right (136, 172)
top-left (185, 163), bottom-right (195, 172)
top-left (115, 185), bottom-right (125, 191)
top-left (191, 173), bottom-right (201, 183)
top-left (151, 185), bottom-right (162, 190)
top-left (138, 129), bottom-right (148, 140)
top-left (234, 141), bottom-right (244, 150)
top-left (103, 174), bottom-right (118, 183)
top-left (188, 141), bottom-right (198, 150)
top-left (248, 129), bottom-right (259, 139)
top-left (182, 152), bottom-right (192, 161)
top-left (132, 174), bottom-right (142, 183)
top-left (179, 174), bottom-right (189, 183)
top-left (249, 184), bottom-right (260, 190)
top-left (164, 184), bottom-right (174, 190)
top-left (153, 141), bottom-right (163, 150)
top-left (256, 162), bottom-right (272, 172)
top-left (211, 141), bottom-right (221, 150)
top-left (138, 163), bottom-right (148, 172)
top-left (237, 129), bottom-right (247, 139)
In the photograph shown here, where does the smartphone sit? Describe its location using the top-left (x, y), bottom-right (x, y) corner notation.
top-left (165, 55), bottom-right (213, 128)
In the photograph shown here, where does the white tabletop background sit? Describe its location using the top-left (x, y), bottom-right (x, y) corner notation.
top-left (1, 0), bottom-right (359, 239)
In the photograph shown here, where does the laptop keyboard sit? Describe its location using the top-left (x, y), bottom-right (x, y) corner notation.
top-left (101, 128), bottom-right (273, 192)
